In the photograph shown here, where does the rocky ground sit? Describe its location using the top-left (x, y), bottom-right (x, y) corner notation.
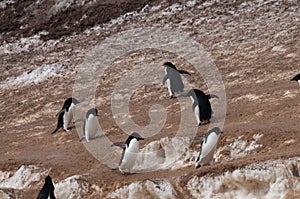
top-left (0, 0), bottom-right (299, 198)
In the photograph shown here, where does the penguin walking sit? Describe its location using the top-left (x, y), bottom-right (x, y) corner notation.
top-left (184, 89), bottom-right (218, 126)
top-left (195, 127), bottom-right (223, 168)
top-left (291, 74), bottom-right (300, 87)
top-left (51, 97), bottom-right (79, 134)
top-left (118, 132), bottom-right (144, 174)
top-left (81, 108), bottom-right (99, 142)
top-left (36, 175), bottom-right (56, 199)
top-left (162, 62), bottom-right (191, 98)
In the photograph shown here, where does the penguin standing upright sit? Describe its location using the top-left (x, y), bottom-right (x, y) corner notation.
top-left (118, 132), bottom-right (144, 174)
top-left (184, 89), bottom-right (218, 126)
top-left (51, 97), bottom-right (79, 134)
top-left (36, 175), bottom-right (56, 199)
top-left (291, 74), bottom-right (300, 87)
top-left (81, 108), bottom-right (99, 142)
top-left (195, 127), bottom-right (223, 168)
top-left (162, 62), bottom-right (191, 98)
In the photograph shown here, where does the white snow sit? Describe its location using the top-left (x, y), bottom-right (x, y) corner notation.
top-left (231, 94), bottom-right (262, 103)
top-left (0, 165), bottom-right (47, 190)
top-left (133, 136), bottom-right (197, 172)
top-left (214, 134), bottom-right (263, 163)
top-left (187, 158), bottom-right (300, 199)
top-left (0, 63), bottom-right (63, 89)
top-left (54, 175), bottom-right (89, 199)
top-left (105, 179), bottom-right (177, 199)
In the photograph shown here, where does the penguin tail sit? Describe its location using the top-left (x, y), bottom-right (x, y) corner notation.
top-left (51, 127), bottom-right (60, 134)
top-left (178, 69), bottom-right (191, 75)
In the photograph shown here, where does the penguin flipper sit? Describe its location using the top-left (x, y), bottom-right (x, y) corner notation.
top-left (191, 136), bottom-right (205, 142)
top-left (207, 94), bottom-right (219, 99)
top-left (178, 69), bottom-right (191, 75)
top-left (162, 75), bottom-right (168, 85)
top-left (111, 142), bottom-right (126, 148)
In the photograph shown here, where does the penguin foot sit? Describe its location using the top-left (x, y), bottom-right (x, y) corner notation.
top-left (199, 120), bottom-right (210, 126)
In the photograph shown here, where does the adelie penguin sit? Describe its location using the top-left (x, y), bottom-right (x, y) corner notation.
top-left (184, 89), bottom-right (219, 126)
top-left (195, 127), bottom-right (223, 168)
top-left (291, 74), bottom-right (300, 87)
top-left (118, 132), bottom-right (144, 174)
top-left (51, 97), bottom-right (79, 134)
top-left (36, 175), bottom-right (56, 199)
top-left (162, 62), bottom-right (191, 98)
top-left (81, 108), bottom-right (99, 142)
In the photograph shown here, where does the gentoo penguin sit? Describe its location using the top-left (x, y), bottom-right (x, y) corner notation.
top-left (195, 127), bottom-right (223, 168)
top-left (118, 132), bottom-right (144, 174)
top-left (81, 108), bottom-right (99, 142)
top-left (184, 89), bottom-right (218, 126)
top-left (36, 175), bottom-right (56, 199)
top-left (291, 74), bottom-right (300, 87)
top-left (162, 62), bottom-right (191, 98)
top-left (51, 97), bottom-right (79, 134)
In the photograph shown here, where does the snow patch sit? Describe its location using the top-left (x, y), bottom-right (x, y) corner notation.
top-left (0, 165), bottom-right (47, 190)
top-left (105, 179), bottom-right (177, 199)
top-left (214, 134), bottom-right (263, 162)
top-left (54, 175), bottom-right (89, 199)
top-left (133, 137), bottom-right (197, 172)
top-left (0, 63), bottom-right (63, 89)
top-left (187, 158), bottom-right (300, 199)
top-left (232, 94), bottom-right (261, 102)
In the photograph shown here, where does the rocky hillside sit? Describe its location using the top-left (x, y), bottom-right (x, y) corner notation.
top-left (0, 0), bottom-right (299, 198)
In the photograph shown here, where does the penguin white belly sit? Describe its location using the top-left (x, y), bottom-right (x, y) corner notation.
top-left (194, 105), bottom-right (200, 125)
top-left (166, 79), bottom-right (173, 96)
top-left (201, 133), bottom-right (219, 158)
top-left (298, 80), bottom-right (300, 87)
top-left (119, 139), bottom-right (139, 173)
top-left (63, 103), bottom-right (75, 130)
top-left (85, 116), bottom-right (98, 141)
top-left (199, 133), bottom-right (219, 165)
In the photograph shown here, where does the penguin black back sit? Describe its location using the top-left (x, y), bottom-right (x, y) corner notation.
top-left (51, 111), bottom-right (64, 134)
top-left (185, 89), bottom-right (216, 124)
top-left (291, 74), bottom-right (300, 81)
top-left (36, 175), bottom-right (56, 199)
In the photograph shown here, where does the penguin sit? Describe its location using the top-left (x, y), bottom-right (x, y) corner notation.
top-left (118, 132), bottom-right (144, 174)
top-left (51, 97), bottom-right (79, 134)
top-left (195, 127), bottom-right (223, 168)
top-left (291, 74), bottom-right (300, 87)
top-left (184, 89), bottom-right (219, 126)
top-left (81, 108), bottom-right (99, 142)
top-left (36, 175), bottom-right (56, 199)
top-left (162, 62), bottom-right (191, 98)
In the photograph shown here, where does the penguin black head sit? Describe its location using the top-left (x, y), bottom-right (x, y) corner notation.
top-left (209, 127), bottom-right (223, 135)
top-left (57, 97), bottom-right (80, 116)
top-left (86, 108), bottom-right (99, 118)
top-left (125, 132), bottom-right (144, 147)
top-left (163, 61), bottom-right (177, 70)
top-left (291, 74), bottom-right (300, 81)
